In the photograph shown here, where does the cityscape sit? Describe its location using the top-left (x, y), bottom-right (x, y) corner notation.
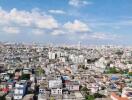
top-left (0, 0), bottom-right (132, 100)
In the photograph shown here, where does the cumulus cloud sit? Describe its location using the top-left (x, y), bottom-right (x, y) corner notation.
top-left (50, 19), bottom-right (91, 36)
top-left (0, 7), bottom-right (118, 43)
top-left (51, 30), bottom-right (65, 36)
top-left (80, 32), bottom-right (118, 40)
top-left (0, 7), bottom-right (59, 30)
top-left (2, 27), bottom-right (20, 34)
top-left (63, 20), bottom-right (91, 33)
top-left (31, 29), bottom-right (45, 35)
top-left (0, 7), bottom-right (93, 38)
top-left (69, 0), bottom-right (92, 7)
top-left (49, 10), bottom-right (66, 14)
top-left (91, 32), bottom-right (118, 40)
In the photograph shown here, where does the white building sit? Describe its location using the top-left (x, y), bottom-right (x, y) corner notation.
top-left (56, 51), bottom-right (61, 58)
top-left (8, 68), bottom-right (15, 74)
top-left (69, 55), bottom-right (84, 63)
top-left (122, 87), bottom-right (132, 99)
top-left (65, 81), bottom-right (80, 91)
top-left (23, 68), bottom-right (31, 74)
top-left (124, 50), bottom-right (132, 57)
top-left (30, 75), bottom-right (35, 82)
top-left (51, 88), bottom-right (62, 95)
top-left (78, 55), bottom-right (84, 63)
top-left (91, 83), bottom-right (99, 93)
top-left (48, 52), bottom-right (56, 59)
top-left (59, 57), bottom-right (66, 62)
top-left (49, 79), bottom-right (62, 89)
top-left (71, 65), bottom-right (78, 73)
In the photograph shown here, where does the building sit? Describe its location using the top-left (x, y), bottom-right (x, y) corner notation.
top-left (51, 88), bottom-right (62, 95)
top-left (122, 87), bottom-right (132, 99)
top-left (111, 92), bottom-right (128, 100)
top-left (13, 80), bottom-right (27, 100)
top-left (65, 81), bottom-right (80, 91)
top-left (49, 79), bottom-right (62, 89)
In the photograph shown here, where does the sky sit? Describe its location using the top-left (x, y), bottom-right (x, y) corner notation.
top-left (0, 0), bottom-right (132, 45)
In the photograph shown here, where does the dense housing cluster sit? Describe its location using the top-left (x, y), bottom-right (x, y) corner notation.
top-left (0, 43), bottom-right (131, 100)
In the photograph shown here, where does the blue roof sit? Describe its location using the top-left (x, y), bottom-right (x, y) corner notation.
top-left (62, 76), bottom-right (70, 80)
top-left (111, 76), bottom-right (119, 80)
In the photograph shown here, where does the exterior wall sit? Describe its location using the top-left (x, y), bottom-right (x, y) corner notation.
top-left (23, 69), bottom-right (30, 74)
top-left (30, 76), bottom-right (35, 82)
top-left (51, 88), bottom-right (62, 95)
top-left (49, 80), bottom-right (62, 88)
top-left (66, 84), bottom-right (79, 91)
top-left (13, 83), bottom-right (27, 100)
top-left (48, 52), bottom-right (56, 59)
top-left (122, 87), bottom-right (132, 99)
top-left (39, 89), bottom-right (45, 94)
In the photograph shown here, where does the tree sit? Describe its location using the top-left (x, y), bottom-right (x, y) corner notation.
top-left (81, 87), bottom-right (88, 92)
top-left (128, 72), bottom-right (132, 76)
top-left (81, 86), bottom-right (90, 95)
top-left (21, 74), bottom-right (30, 80)
top-left (115, 50), bottom-right (123, 55)
top-left (85, 95), bottom-right (94, 100)
top-left (36, 67), bottom-right (45, 76)
top-left (94, 93), bottom-right (105, 98)
top-left (85, 93), bottom-right (105, 100)
top-left (50, 96), bottom-right (55, 100)
top-left (107, 67), bottom-right (118, 74)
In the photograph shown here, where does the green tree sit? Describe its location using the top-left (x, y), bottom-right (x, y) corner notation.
top-left (107, 67), bottom-right (118, 74)
top-left (94, 93), bottom-right (105, 98)
top-left (85, 95), bottom-right (94, 100)
top-left (36, 67), bottom-right (45, 76)
top-left (50, 96), bottom-right (55, 100)
top-left (21, 74), bottom-right (30, 80)
top-left (128, 72), bottom-right (132, 76)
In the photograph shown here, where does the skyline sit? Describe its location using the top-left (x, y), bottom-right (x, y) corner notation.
top-left (0, 0), bottom-right (132, 45)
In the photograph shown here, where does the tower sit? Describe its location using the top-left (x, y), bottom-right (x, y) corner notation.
top-left (78, 41), bottom-right (81, 50)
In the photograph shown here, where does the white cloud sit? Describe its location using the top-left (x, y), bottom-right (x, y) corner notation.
top-left (49, 10), bottom-right (66, 14)
top-left (0, 7), bottom-right (119, 44)
top-left (51, 30), bottom-right (65, 36)
top-left (63, 20), bottom-right (91, 33)
top-left (80, 32), bottom-right (118, 40)
top-left (80, 33), bottom-right (88, 39)
top-left (31, 29), bottom-right (45, 35)
top-left (69, 0), bottom-right (92, 7)
top-left (2, 27), bottom-right (20, 34)
top-left (91, 32), bottom-right (118, 40)
top-left (0, 7), bottom-right (59, 30)
top-left (0, 7), bottom-right (93, 38)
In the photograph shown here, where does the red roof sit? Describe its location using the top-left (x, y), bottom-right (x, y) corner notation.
top-left (2, 88), bottom-right (9, 93)
top-left (111, 92), bottom-right (128, 100)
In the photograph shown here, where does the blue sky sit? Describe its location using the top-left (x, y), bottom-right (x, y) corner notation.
top-left (0, 0), bottom-right (132, 45)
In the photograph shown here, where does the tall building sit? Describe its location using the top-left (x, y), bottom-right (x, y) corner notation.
top-left (78, 41), bottom-right (81, 50)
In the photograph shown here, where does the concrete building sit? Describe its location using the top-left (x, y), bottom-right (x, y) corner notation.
top-left (49, 79), bottom-right (62, 89)
top-left (51, 88), bottom-right (62, 95)
top-left (13, 80), bottom-right (27, 100)
top-left (122, 87), bottom-right (132, 99)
